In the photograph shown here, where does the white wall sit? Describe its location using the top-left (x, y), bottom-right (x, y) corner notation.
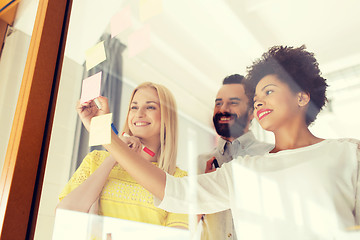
top-left (0, 29), bottom-right (31, 174)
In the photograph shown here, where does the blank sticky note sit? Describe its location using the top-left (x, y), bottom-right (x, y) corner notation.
top-left (89, 113), bottom-right (112, 147)
top-left (139, 0), bottom-right (162, 22)
top-left (80, 72), bottom-right (102, 104)
top-left (111, 6), bottom-right (133, 38)
top-left (85, 41), bottom-right (106, 70)
top-left (128, 25), bottom-right (151, 57)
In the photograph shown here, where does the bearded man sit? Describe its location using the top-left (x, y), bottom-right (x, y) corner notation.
top-left (197, 74), bottom-right (273, 240)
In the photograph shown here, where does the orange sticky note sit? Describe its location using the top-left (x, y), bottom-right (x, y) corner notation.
top-left (139, 0), bottom-right (162, 22)
top-left (110, 6), bottom-right (133, 38)
top-left (85, 41), bottom-right (106, 70)
top-left (89, 113), bottom-right (112, 147)
top-left (127, 25), bottom-right (151, 57)
top-left (80, 72), bottom-right (102, 104)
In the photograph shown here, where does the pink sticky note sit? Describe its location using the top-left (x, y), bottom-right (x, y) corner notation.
top-left (89, 113), bottom-right (112, 146)
top-left (110, 6), bottom-right (133, 38)
top-left (80, 72), bottom-right (102, 104)
top-left (139, 0), bottom-right (163, 22)
top-left (127, 25), bottom-right (151, 57)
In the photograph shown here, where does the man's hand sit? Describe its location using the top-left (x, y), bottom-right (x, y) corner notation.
top-left (205, 157), bottom-right (217, 173)
top-left (76, 96), bottom-right (110, 131)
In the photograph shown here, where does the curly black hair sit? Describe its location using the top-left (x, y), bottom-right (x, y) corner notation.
top-left (244, 45), bottom-right (328, 126)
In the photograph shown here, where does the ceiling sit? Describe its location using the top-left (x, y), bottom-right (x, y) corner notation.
top-left (14, 0), bottom-right (360, 128)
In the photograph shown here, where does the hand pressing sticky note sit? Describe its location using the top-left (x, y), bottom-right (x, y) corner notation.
top-left (85, 41), bottom-right (106, 70)
top-left (139, 0), bottom-right (162, 22)
top-left (80, 72), bottom-right (102, 104)
top-left (128, 25), bottom-right (151, 57)
top-left (110, 5), bottom-right (133, 38)
top-left (89, 113), bottom-right (112, 147)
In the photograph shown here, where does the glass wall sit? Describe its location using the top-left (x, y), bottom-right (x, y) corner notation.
top-left (32, 0), bottom-right (360, 239)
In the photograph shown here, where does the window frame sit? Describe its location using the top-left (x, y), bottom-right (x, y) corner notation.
top-left (0, 0), bottom-right (72, 238)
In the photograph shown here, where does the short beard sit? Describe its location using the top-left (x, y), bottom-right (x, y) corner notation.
top-left (213, 111), bottom-right (249, 139)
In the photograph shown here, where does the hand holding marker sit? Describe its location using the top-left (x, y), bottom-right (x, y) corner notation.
top-left (110, 123), bottom-right (155, 157)
top-left (121, 132), bottom-right (155, 157)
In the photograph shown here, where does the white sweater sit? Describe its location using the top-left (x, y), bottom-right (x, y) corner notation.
top-left (157, 139), bottom-right (360, 239)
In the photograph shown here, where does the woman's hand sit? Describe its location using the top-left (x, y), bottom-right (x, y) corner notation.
top-left (76, 96), bottom-right (110, 131)
top-left (119, 134), bottom-right (143, 153)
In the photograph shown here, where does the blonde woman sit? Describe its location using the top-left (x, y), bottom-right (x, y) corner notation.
top-left (57, 82), bottom-right (188, 229)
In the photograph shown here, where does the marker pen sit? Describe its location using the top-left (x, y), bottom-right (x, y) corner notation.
top-left (111, 123), bottom-right (119, 135)
top-left (94, 98), bottom-right (102, 109)
top-left (212, 158), bottom-right (219, 168)
top-left (121, 132), bottom-right (155, 157)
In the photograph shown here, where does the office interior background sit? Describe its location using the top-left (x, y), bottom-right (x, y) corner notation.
top-left (0, 0), bottom-right (359, 239)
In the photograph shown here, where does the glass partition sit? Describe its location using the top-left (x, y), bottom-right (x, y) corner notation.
top-left (34, 0), bottom-right (360, 239)
top-left (53, 209), bottom-right (190, 240)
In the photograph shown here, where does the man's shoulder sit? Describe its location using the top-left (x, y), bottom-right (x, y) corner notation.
top-left (197, 148), bottom-right (220, 174)
top-left (337, 138), bottom-right (360, 147)
top-left (197, 148), bottom-right (219, 167)
top-left (198, 148), bottom-right (218, 161)
top-left (246, 139), bottom-right (274, 155)
top-left (248, 139), bottom-right (273, 148)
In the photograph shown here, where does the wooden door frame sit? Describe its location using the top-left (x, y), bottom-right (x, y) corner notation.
top-left (0, 0), bottom-right (21, 25)
top-left (0, 19), bottom-right (7, 56)
top-left (0, 0), bottom-right (72, 239)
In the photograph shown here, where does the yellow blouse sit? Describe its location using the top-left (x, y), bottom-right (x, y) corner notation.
top-left (59, 150), bottom-right (188, 228)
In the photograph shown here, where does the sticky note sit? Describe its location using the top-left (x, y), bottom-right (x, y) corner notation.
top-left (110, 6), bottom-right (133, 38)
top-left (85, 41), bottom-right (106, 70)
top-left (80, 72), bottom-right (102, 104)
top-left (89, 113), bottom-right (112, 146)
top-left (127, 25), bottom-right (151, 57)
top-left (139, 0), bottom-right (162, 22)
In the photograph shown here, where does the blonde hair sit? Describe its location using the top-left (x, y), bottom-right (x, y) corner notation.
top-left (122, 82), bottom-right (178, 175)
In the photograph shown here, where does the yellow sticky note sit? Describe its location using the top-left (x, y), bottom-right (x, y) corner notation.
top-left (89, 113), bottom-right (112, 147)
top-left (110, 5), bottom-right (133, 38)
top-left (139, 0), bottom-right (162, 22)
top-left (127, 25), bottom-right (151, 57)
top-left (346, 225), bottom-right (360, 231)
top-left (85, 41), bottom-right (107, 70)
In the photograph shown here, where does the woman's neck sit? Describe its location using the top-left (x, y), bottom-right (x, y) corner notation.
top-left (271, 123), bottom-right (323, 153)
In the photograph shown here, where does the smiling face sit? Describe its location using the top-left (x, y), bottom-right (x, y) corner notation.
top-left (127, 87), bottom-right (161, 142)
top-left (213, 84), bottom-right (253, 140)
top-left (253, 74), bottom-right (305, 132)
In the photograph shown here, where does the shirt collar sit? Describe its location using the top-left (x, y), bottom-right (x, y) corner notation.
top-left (217, 131), bottom-right (256, 155)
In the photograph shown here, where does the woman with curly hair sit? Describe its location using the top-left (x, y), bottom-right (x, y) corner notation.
top-left (77, 46), bottom-right (359, 239)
